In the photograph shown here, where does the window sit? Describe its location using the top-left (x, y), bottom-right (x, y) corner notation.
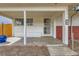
top-left (14, 18), bottom-right (33, 26)
top-left (26, 18), bottom-right (33, 26)
top-left (44, 18), bottom-right (51, 34)
top-left (14, 18), bottom-right (24, 26)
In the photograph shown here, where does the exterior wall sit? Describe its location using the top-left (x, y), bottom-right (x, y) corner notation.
top-left (72, 14), bottom-right (79, 26)
top-left (55, 13), bottom-right (79, 40)
top-left (54, 13), bottom-right (79, 40)
top-left (13, 26), bottom-right (24, 37)
top-left (13, 16), bottom-right (54, 37)
top-left (13, 12), bottom-right (63, 38)
top-left (55, 15), bottom-right (63, 40)
top-left (12, 12), bottom-right (79, 39)
top-left (68, 14), bottom-right (79, 40)
top-left (26, 16), bottom-right (44, 37)
top-left (55, 16), bottom-right (63, 26)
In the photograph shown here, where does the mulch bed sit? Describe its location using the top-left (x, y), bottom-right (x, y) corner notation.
top-left (0, 45), bottom-right (50, 56)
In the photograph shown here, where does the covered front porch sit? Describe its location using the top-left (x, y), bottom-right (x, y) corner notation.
top-left (0, 4), bottom-right (69, 46)
top-left (0, 3), bottom-right (78, 56)
top-left (0, 11), bottom-right (65, 46)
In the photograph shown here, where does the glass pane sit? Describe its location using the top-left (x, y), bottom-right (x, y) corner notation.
top-left (26, 18), bottom-right (33, 26)
top-left (14, 18), bottom-right (24, 26)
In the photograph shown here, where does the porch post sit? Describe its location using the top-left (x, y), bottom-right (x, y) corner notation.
top-left (24, 10), bottom-right (26, 45)
top-left (62, 9), bottom-right (69, 45)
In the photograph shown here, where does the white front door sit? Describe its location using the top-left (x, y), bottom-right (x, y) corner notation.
top-left (43, 18), bottom-right (51, 36)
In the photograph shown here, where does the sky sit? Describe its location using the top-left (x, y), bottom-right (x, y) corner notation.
top-left (0, 16), bottom-right (12, 24)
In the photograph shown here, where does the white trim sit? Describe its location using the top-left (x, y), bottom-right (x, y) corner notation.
top-left (54, 19), bottom-right (56, 38)
top-left (43, 18), bottom-right (51, 36)
top-left (12, 20), bottom-right (14, 36)
top-left (0, 7), bottom-right (66, 11)
top-left (50, 17), bottom-right (53, 37)
top-left (50, 17), bottom-right (55, 38)
top-left (62, 9), bottom-right (68, 45)
top-left (26, 8), bottom-right (65, 11)
top-left (0, 8), bottom-right (24, 11)
top-left (47, 44), bottom-right (63, 46)
top-left (24, 10), bottom-right (26, 45)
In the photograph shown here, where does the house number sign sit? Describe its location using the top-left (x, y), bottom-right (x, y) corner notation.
top-left (65, 19), bottom-right (69, 25)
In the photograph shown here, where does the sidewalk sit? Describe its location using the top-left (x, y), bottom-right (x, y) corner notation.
top-left (47, 44), bottom-right (78, 56)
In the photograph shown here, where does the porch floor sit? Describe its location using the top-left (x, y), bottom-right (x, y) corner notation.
top-left (11, 37), bottom-right (62, 46)
top-left (0, 37), bottom-right (78, 56)
top-left (0, 45), bottom-right (50, 56)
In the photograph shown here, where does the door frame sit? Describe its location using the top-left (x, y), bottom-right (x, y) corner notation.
top-left (43, 18), bottom-right (51, 36)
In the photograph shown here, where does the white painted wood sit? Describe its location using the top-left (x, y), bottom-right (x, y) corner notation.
top-left (0, 6), bottom-right (67, 11)
top-left (24, 10), bottom-right (26, 45)
top-left (62, 9), bottom-right (69, 45)
top-left (54, 19), bottom-right (56, 38)
top-left (50, 17), bottom-right (54, 37)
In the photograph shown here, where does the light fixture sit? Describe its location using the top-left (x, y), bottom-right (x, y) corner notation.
top-left (75, 5), bottom-right (79, 12)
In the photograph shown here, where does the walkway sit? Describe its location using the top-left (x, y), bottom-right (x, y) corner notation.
top-left (47, 45), bottom-right (78, 56)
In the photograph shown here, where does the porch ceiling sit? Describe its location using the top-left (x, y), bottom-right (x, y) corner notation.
top-left (0, 3), bottom-right (76, 8)
top-left (0, 3), bottom-right (78, 18)
top-left (0, 11), bottom-right (63, 18)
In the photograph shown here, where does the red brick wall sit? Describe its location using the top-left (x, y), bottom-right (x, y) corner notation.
top-left (56, 26), bottom-right (79, 40)
top-left (68, 26), bottom-right (71, 40)
top-left (56, 26), bottom-right (62, 40)
top-left (68, 26), bottom-right (79, 40)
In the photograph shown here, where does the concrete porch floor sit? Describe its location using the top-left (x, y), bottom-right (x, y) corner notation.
top-left (0, 45), bottom-right (77, 56)
top-left (11, 37), bottom-right (62, 46)
top-left (10, 37), bottom-right (78, 56)
top-left (0, 37), bottom-right (78, 56)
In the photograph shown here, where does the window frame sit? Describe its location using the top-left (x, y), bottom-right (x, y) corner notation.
top-left (14, 18), bottom-right (33, 26)
top-left (26, 18), bottom-right (33, 26)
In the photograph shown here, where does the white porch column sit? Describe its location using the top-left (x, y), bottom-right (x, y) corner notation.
top-left (24, 10), bottom-right (26, 45)
top-left (54, 19), bottom-right (56, 38)
top-left (63, 9), bottom-right (69, 45)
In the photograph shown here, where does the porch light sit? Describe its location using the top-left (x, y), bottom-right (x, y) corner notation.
top-left (75, 5), bottom-right (79, 12)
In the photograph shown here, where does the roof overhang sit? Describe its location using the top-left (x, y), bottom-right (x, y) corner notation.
top-left (0, 3), bottom-right (75, 8)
